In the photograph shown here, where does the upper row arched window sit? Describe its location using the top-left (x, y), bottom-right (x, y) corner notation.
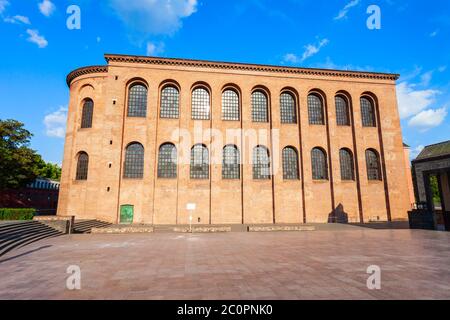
top-left (192, 87), bottom-right (211, 120)
top-left (308, 94), bottom-right (324, 125)
top-left (222, 89), bottom-right (240, 121)
top-left (81, 99), bottom-right (93, 128)
top-left (280, 92), bottom-right (297, 124)
top-left (160, 86), bottom-right (179, 119)
top-left (128, 83), bottom-right (148, 117)
top-left (361, 97), bottom-right (376, 127)
top-left (252, 91), bottom-right (269, 122)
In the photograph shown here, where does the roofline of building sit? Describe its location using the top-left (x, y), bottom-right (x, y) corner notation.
top-left (66, 53), bottom-right (401, 87)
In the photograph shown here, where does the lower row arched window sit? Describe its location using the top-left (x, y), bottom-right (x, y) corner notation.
top-left (366, 149), bottom-right (382, 180)
top-left (124, 143), bottom-right (144, 178)
top-left (157, 143), bottom-right (177, 178)
top-left (282, 147), bottom-right (299, 180)
top-left (190, 144), bottom-right (209, 179)
top-left (311, 148), bottom-right (328, 180)
top-left (339, 148), bottom-right (354, 181)
top-left (76, 152), bottom-right (89, 180)
top-left (222, 145), bottom-right (240, 179)
top-left (253, 145), bottom-right (270, 179)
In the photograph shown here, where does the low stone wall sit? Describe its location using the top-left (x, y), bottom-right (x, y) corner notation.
top-left (248, 225), bottom-right (316, 232)
top-left (33, 215), bottom-right (74, 234)
top-left (91, 225), bottom-right (154, 234)
top-left (408, 210), bottom-right (436, 230)
top-left (174, 226), bottom-right (232, 233)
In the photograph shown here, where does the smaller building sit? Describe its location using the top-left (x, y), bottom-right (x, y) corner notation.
top-left (411, 141), bottom-right (450, 231)
top-left (0, 178), bottom-right (60, 215)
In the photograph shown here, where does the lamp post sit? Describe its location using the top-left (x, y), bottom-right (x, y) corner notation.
top-left (187, 203), bottom-right (196, 233)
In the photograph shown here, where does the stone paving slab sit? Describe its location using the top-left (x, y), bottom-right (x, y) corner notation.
top-left (0, 228), bottom-right (449, 300)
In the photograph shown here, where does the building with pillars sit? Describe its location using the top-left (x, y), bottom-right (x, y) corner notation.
top-left (57, 54), bottom-right (411, 225)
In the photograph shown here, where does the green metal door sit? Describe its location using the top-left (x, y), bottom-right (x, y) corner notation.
top-left (120, 205), bottom-right (134, 224)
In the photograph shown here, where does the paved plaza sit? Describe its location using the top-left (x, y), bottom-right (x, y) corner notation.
top-left (1, 226), bottom-right (449, 300)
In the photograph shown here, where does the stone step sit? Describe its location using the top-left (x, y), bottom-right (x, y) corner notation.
top-left (91, 224), bottom-right (154, 234)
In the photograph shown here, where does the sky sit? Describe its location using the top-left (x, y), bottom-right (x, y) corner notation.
top-left (0, 0), bottom-right (449, 164)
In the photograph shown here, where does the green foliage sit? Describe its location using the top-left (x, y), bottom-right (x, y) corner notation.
top-left (0, 119), bottom-right (44, 189)
top-left (0, 119), bottom-right (61, 189)
top-left (0, 208), bottom-right (36, 221)
top-left (429, 175), bottom-right (441, 204)
top-left (37, 161), bottom-right (62, 181)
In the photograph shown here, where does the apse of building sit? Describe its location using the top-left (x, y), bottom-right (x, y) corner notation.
top-left (57, 54), bottom-right (411, 225)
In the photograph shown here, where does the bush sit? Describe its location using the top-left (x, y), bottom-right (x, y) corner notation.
top-left (0, 208), bottom-right (36, 221)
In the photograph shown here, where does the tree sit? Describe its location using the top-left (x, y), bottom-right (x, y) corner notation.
top-left (37, 161), bottom-right (62, 181)
top-left (0, 119), bottom-right (44, 189)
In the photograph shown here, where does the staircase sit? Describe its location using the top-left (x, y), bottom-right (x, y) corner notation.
top-left (73, 220), bottom-right (112, 234)
top-left (0, 221), bottom-right (63, 258)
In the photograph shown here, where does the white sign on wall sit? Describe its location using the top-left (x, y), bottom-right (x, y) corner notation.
top-left (186, 203), bottom-right (196, 211)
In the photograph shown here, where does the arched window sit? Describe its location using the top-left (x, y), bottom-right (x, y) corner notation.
top-left (339, 148), bottom-right (354, 181)
top-left (366, 149), bottom-right (382, 180)
top-left (192, 87), bottom-right (210, 120)
top-left (308, 94), bottom-right (324, 125)
top-left (222, 89), bottom-right (240, 121)
top-left (361, 97), bottom-right (376, 127)
top-left (157, 143), bottom-right (177, 178)
top-left (124, 143), bottom-right (144, 179)
top-left (222, 145), bottom-right (240, 179)
top-left (76, 152), bottom-right (89, 180)
top-left (127, 83), bottom-right (148, 117)
top-left (252, 90), bottom-right (268, 122)
top-left (160, 86), bottom-right (179, 119)
top-left (81, 99), bottom-right (93, 128)
top-left (190, 144), bottom-right (209, 179)
top-left (253, 146), bottom-right (270, 179)
top-left (280, 92), bottom-right (297, 124)
top-left (282, 147), bottom-right (299, 180)
top-left (311, 148), bottom-right (328, 180)
top-left (335, 96), bottom-right (350, 126)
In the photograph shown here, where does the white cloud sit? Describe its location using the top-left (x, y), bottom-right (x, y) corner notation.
top-left (420, 71), bottom-right (433, 87)
top-left (411, 145), bottom-right (425, 159)
top-left (4, 15), bottom-right (31, 25)
top-left (396, 82), bottom-right (440, 119)
top-left (44, 107), bottom-right (67, 138)
top-left (438, 66), bottom-right (447, 72)
top-left (430, 29), bottom-right (439, 37)
top-left (334, 0), bottom-right (360, 20)
top-left (408, 107), bottom-right (447, 132)
top-left (38, 0), bottom-right (55, 17)
top-left (0, 0), bottom-right (9, 14)
top-left (108, 0), bottom-right (198, 35)
top-left (96, 36), bottom-right (101, 43)
top-left (26, 29), bottom-right (48, 48)
top-left (283, 53), bottom-right (300, 64)
top-left (146, 41), bottom-right (164, 56)
top-left (301, 38), bottom-right (329, 62)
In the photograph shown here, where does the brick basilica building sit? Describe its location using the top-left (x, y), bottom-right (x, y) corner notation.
top-left (57, 54), bottom-right (411, 225)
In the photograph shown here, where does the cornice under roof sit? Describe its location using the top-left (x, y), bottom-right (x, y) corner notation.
top-left (104, 53), bottom-right (400, 81)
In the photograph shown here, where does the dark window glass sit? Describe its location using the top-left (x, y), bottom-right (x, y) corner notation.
top-left (253, 146), bottom-right (270, 179)
top-left (252, 91), bottom-right (268, 122)
top-left (192, 88), bottom-right (210, 120)
top-left (335, 96), bottom-right (350, 126)
top-left (311, 148), bottom-right (328, 180)
top-left (124, 143), bottom-right (144, 179)
top-left (280, 93), bottom-right (297, 124)
top-left (222, 89), bottom-right (240, 121)
top-left (222, 145), bottom-right (240, 179)
top-left (366, 149), bottom-right (382, 181)
top-left (128, 84), bottom-right (147, 117)
top-left (81, 99), bottom-right (93, 128)
top-left (160, 86), bottom-right (179, 119)
top-left (282, 147), bottom-right (299, 180)
top-left (190, 144), bottom-right (209, 179)
top-left (339, 149), bottom-right (354, 181)
top-left (76, 152), bottom-right (89, 180)
top-left (361, 97), bottom-right (376, 127)
top-left (308, 94), bottom-right (324, 125)
top-left (157, 143), bottom-right (177, 178)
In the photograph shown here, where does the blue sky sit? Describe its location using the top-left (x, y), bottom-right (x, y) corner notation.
top-left (0, 0), bottom-right (449, 164)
